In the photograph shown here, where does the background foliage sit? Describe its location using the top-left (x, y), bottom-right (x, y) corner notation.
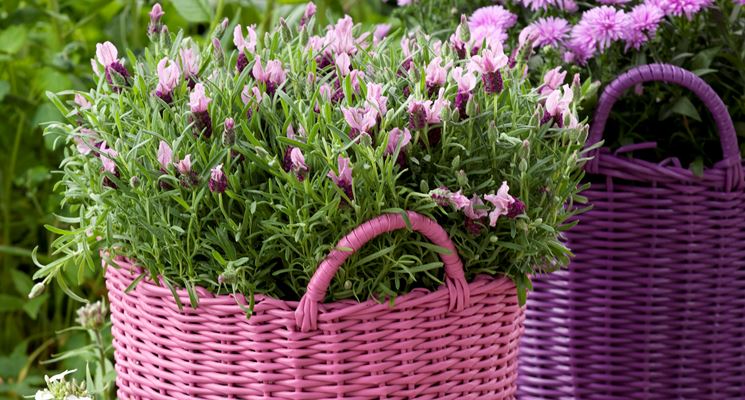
top-left (0, 1), bottom-right (391, 398)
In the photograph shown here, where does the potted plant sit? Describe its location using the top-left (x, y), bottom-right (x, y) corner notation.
top-left (35, 3), bottom-right (588, 398)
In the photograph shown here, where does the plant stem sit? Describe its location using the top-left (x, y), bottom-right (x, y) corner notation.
top-left (93, 329), bottom-right (110, 400)
top-left (2, 113), bottom-right (25, 270)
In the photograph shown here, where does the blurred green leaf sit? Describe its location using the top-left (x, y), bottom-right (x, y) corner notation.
top-left (0, 342), bottom-right (28, 376)
top-left (10, 269), bottom-right (33, 296)
top-left (0, 80), bottom-right (9, 101)
top-left (34, 68), bottom-right (73, 95)
top-left (23, 294), bottom-right (49, 319)
top-left (0, 25), bottom-right (28, 54)
top-left (0, 294), bottom-right (25, 312)
top-left (170, 0), bottom-right (211, 23)
top-left (663, 96), bottom-right (702, 122)
top-left (691, 47), bottom-right (721, 70)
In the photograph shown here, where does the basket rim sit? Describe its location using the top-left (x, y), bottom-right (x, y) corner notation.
top-left (105, 256), bottom-right (518, 318)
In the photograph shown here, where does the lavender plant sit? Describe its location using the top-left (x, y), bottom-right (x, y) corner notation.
top-left (34, 3), bottom-right (589, 306)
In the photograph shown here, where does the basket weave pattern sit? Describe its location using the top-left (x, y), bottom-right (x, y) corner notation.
top-left (106, 211), bottom-right (525, 399)
top-left (518, 64), bottom-right (745, 399)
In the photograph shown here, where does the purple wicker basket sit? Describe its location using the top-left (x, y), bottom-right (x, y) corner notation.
top-left (518, 64), bottom-right (745, 399)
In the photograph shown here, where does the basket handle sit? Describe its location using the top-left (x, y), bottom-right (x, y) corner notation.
top-left (294, 211), bottom-right (470, 332)
top-left (586, 64), bottom-right (741, 187)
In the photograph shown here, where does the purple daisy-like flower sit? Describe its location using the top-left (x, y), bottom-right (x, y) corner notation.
top-left (664, 0), bottom-right (713, 19)
top-left (623, 4), bottom-right (664, 50)
top-left (468, 6), bottom-right (517, 47)
top-left (583, 6), bottom-right (629, 52)
top-left (523, 17), bottom-right (571, 48)
top-left (565, 22), bottom-right (597, 64)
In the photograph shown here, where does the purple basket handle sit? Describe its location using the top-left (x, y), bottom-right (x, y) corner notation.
top-left (295, 211), bottom-right (470, 332)
top-left (586, 64), bottom-right (742, 188)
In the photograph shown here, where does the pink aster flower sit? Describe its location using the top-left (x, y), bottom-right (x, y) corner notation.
top-left (519, 0), bottom-right (552, 11)
top-left (366, 83), bottom-right (388, 119)
top-left (328, 155), bottom-right (353, 199)
top-left (565, 21), bottom-right (598, 64)
top-left (425, 57), bottom-right (449, 93)
top-left (539, 67), bottom-right (567, 95)
top-left (155, 57), bottom-right (180, 103)
top-left (484, 181), bottom-right (515, 227)
top-left (582, 6), bottom-right (629, 52)
top-left (623, 4), bottom-right (664, 49)
top-left (189, 83), bottom-right (210, 113)
top-left (665, 0), bottom-right (713, 19)
top-left (342, 106), bottom-right (377, 139)
top-left (469, 6), bottom-right (518, 36)
top-left (522, 17), bottom-right (570, 49)
top-left (209, 164), bottom-right (227, 193)
top-left (157, 140), bottom-right (173, 170)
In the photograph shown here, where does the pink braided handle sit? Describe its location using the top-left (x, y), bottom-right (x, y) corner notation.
top-left (586, 64), bottom-right (741, 178)
top-left (295, 211), bottom-right (470, 332)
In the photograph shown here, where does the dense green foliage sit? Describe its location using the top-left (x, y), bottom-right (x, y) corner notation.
top-left (37, 5), bottom-right (588, 315)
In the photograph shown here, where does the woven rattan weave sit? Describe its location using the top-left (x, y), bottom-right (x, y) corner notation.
top-left (518, 64), bottom-right (745, 399)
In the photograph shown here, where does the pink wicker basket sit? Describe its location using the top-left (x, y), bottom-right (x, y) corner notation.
top-left (105, 211), bottom-right (525, 399)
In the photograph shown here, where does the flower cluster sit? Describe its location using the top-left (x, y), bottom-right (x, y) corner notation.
top-left (34, 370), bottom-right (90, 400)
top-left (39, 3), bottom-right (588, 304)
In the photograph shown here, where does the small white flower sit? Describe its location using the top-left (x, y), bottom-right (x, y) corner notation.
top-left (34, 389), bottom-right (54, 400)
top-left (48, 369), bottom-right (77, 382)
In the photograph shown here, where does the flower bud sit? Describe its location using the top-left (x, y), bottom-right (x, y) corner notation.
top-left (213, 17), bottom-right (229, 38)
top-left (129, 175), bottom-right (140, 188)
top-left (28, 282), bottom-right (45, 299)
top-left (223, 118), bottom-right (236, 146)
top-left (76, 301), bottom-right (107, 330)
top-left (212, 38), bottom-right (224, 66)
